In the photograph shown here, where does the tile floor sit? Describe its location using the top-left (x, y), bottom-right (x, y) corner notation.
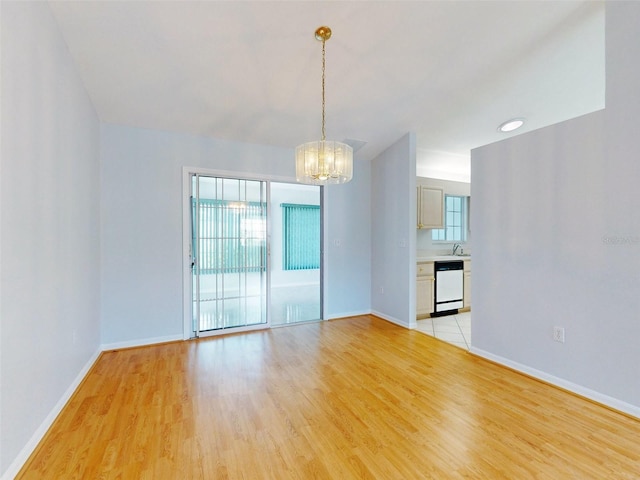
top-left (196, 284), bottom-right (321, 332)
top-left (271, 284), bottom-right (321, 326)
top-left (415, 311), bottom-right (471, 350)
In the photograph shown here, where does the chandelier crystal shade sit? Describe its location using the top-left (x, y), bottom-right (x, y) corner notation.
top-left (295, 26), bottom-right (353, 185)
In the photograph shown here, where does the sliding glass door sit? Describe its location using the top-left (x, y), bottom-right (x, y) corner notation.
top-left (186, 173), bottom-right (322, 337)
top-left (191, 175), bottom-right (267, 336)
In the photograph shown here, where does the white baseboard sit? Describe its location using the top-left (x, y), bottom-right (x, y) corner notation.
top-left (325, 309), bottom-right (371, 321)
top-left (101, 334), bottom-right (183, 351)
top-left (370, 310), bottom-right (411, 329)
top-left (470, 347), bottom-right (640, 419)
top-left (271, 282), bottom-right (320, 289)
top-left (1, 348), bottom-right (102, 480)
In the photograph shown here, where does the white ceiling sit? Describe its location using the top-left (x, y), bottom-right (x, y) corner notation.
top-left (48, 0), bottom-right (605, 183)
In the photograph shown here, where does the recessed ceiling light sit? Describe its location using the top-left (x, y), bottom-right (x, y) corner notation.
top-left (498, 118), bottom-right (525, 132)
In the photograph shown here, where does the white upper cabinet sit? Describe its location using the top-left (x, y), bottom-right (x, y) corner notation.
top-left (417, 186), bottom-right (444, 229)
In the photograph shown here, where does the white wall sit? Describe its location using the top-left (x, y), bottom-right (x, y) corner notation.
top-left (324, 159), bottom-right (372, 319)
top-left (100, 125), bottom-right (291, 345)
top-left (100, 124), bottom-right (372, 343)
top-left (0, 2), bottom-right (101, 477)
top-left (470, 1), bottom-right (640, 415)
top-left (371, 133), bottom-right (417, 328)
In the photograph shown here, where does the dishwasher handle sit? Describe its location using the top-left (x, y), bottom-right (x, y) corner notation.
top-left (435, 261), bottom-right (463, 271)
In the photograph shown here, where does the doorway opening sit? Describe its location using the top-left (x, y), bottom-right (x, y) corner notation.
top-left (270, 182), bottom-right (322, 326)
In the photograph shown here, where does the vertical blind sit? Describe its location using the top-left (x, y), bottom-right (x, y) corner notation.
top-left (281, 203), bottom-right (320, 270)
top-left (192, 198), bottom-right (266, 274)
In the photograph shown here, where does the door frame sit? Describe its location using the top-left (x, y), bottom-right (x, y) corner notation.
top-left (181, 166), bottom-right (324, 339)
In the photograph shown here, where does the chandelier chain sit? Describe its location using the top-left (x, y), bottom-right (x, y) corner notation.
top-left (321, 39), bottom-right (326, 141)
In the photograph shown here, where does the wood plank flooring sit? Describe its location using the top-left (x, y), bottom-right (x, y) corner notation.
top-left (17, 315), bottom-right (640, 479)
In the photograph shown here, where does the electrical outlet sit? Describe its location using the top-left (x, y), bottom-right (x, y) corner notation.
top-left (379, 287), bottom-right (384, 294)
top-left (553, 326), bottom-right (565, 343)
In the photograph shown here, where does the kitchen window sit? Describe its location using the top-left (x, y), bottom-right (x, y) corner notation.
top-left (432, 195), bottom-right (468, 242)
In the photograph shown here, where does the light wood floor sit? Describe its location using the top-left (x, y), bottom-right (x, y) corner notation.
top-left (18, 316), bottom-right (640, 479)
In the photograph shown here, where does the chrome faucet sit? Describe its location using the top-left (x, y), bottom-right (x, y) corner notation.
top-left (452, 243), bottom-right (461, 256)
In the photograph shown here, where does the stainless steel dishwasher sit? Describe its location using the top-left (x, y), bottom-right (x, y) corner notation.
top-left (433, 260), bottom-right (464, 315)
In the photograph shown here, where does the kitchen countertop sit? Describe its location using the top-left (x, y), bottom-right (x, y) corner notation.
top-left (416, 254), bottom-right (471, 262)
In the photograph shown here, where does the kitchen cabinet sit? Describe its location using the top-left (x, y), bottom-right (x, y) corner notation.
top-left (417, 186), bottom-right (443, 229)
top-left (463, 260), bottom-right (471, 310)
top-left (416, 262), bottom-right (435, 317)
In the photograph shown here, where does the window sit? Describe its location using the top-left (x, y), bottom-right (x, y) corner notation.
top-left (432, 195), bottom-right (468, 242)
top-left (282, 203), bottom-right (320, 270)
top-left (192, 198), bottom-right (266, 274)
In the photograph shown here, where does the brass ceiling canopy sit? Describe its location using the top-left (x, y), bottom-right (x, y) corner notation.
top-left (315, 26), bottom-right (332, 42)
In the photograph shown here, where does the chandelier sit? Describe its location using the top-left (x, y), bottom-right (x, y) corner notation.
top-left (295, 26), bottom-right (353, 185)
